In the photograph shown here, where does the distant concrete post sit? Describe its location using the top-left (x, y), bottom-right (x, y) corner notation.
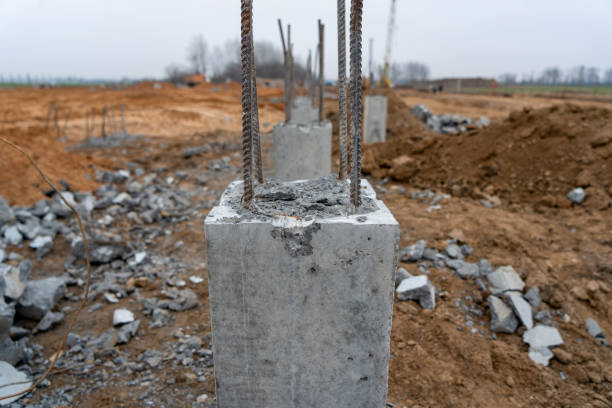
top-left (273, 121), bottom-right (332, 181)
top-left (363, 95), bottom-right (387, 144)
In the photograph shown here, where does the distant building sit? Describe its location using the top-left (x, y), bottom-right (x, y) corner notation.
top-left (409, 78), bottom-right (497, 92)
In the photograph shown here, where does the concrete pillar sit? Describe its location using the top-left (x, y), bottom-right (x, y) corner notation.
top-left (273, 121), bottom-right (332, 181)
top-left (289, 96), bottom-right (318, 125)
top-left (363, 95), bottom-right (388, 144)
top-left (205, 178), bottom-right (399, 408)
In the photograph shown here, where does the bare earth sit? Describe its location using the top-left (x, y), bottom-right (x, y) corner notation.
top-left (0, 84), bottom-right (610, 408)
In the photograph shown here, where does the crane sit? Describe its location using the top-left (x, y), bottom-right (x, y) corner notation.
top-left (379, 0), bottom-right (397, 88)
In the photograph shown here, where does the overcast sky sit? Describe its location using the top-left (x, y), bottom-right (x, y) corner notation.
top-left (1, 0), bottom-right (611, 80)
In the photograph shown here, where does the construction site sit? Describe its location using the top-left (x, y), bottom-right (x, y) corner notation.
top-left (0, 1), bottom-right (611, 407)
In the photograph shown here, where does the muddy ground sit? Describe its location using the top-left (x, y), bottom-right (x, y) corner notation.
top-left (0, 84), bottom-right (610, 407)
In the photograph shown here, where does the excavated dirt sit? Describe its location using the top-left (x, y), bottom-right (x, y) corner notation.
top-left (364, 96), bottom-right (612, 212)
top-left (0, 84), bottom-right (610, 408)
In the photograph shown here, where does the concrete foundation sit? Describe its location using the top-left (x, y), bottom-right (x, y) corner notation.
top-left (273, 121), bottom-right (332, 181)
top-left (289, 97), bottom-right (318, 125)
top-left (205, 178), bottom-right (399, 408)
top-left (364, 95), bottom-right (388, 144)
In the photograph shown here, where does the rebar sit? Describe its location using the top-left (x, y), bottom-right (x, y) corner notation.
top-left (318, 20), bottom-right (325, 123)
top-left (337, 0), bottom-right (348, 180)
top-left (250, 24), bottom-right (263, 184)
top-left (45, 102), bottom-right (55, 132)
top-left (278, 19), bottom-right (290, 123)
top-left (53, 106), bottom-right (60, 138)
top-left (288, 25), bottom-right (295, 121)
top-left (110, 106), bottom-right (117, 134)
top-left (120, 104), bottom-right (126, 133)
top-left (306, 50), bottom-right (312, 100)
top-left (349, 0), bottom-right (364, 208)
top-left (62, 107), bottom-right (72, 139)
top-left (312, 47), bottom-right (319, 107)
top-left (101, 106), bottom-right (107, 138)
top-left (240, 0), bottom-right (254, 205)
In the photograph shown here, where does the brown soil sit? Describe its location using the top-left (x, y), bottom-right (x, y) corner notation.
top-left (1, 84), bottom-right (611, 408)
top-left (364, 95), bottom-right (612, 212)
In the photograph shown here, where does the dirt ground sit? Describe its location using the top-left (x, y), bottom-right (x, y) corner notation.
top-left (0, 83), bottom-right (610, 408)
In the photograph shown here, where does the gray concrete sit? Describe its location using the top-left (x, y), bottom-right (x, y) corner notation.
top-left (396, 275), bottom-right (435, 310)
top-left (0, 361), bottom-right (32, 406)
top-left (289, 97), bottom-right (318, 125)
top-left (274, 121), bottom-right (332, 181)
top-left (364, 95), bottom-right (388, 145)
top-left (488, 295), bottom-right (519, 334)
top-left (487, 266), bottom-right (525, 292)
top-left (504, 291), bottom-right (533, 329)
top-left (205, 179), bottom-right (399, 408)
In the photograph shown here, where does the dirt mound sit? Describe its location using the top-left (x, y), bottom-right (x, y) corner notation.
top-left (0, 125), bottom-right (109, 206)
top-left (364, 103), bottom-right (612, 210)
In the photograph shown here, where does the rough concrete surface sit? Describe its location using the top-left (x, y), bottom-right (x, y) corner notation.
top-left (289, 97), bottom-right (319, 125)
top-left (273, 121), bottom-right (332, 182)
top-left (205, 178), bottom-right (399, 408)
top-left (364, 95), bottom-right (388, 144)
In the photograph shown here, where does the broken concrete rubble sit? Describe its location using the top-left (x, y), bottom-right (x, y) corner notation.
top-left (396, 275), bottom-right (436, 310)
top-left (0, 361), bottom-right (32, 406)
top-left (487, 266), bottom-right (525, 292)
top-left (504, 291), bottom-right (533, 329)
top-left (488, 295), bottom-right (519, 334)
top-left (17, 276), bottom-right (66, 320)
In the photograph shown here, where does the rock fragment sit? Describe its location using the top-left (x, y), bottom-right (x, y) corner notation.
top-left (396, 275), bottom-right (436, 310)
top-left (477, 259), bottom-right (493, 276)
top-left (524, 286), bottom-right (541, 308)
top-left (504, 291), bottom-right (533, 329)
top-left (17, 277), bottom-right (66, 320)
top-left (586, 318), bottom-right (608, 346)
top-left (488, 295), bottom-right (519, 333)
top-left (528, 347), bottom-right (554, 366)
top-left (0, 298), bottom-right (15, 342)
top-left (0, 361), bottom-right (32, 406)
top-left (567, 187), bottom-right (586, 204)
top-left (399, 240), bottom-right (426, 263)
top-left (523, 325), bottom-right (563, 350)
top-left (36, 311), bottom-right (65, 332)
top-left (113, 308), bottom-right (135, 326)
top-left (3, 226), bottom-right (22, 246)
top-left (487, 266), bottom-right (525, 292)
top-left (395, 267), bottom-right (412, 287)
top-left (117, 320), bottom-right (140, 344)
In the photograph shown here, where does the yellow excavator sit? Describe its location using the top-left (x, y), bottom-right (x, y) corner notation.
top-left (378, 0), bottom-right (397, 88)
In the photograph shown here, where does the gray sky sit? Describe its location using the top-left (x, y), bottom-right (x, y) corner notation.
top-left (1, 0), bottom-right (611, 80)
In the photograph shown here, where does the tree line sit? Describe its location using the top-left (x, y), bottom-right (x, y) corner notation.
top-left (499, 66), bottom-right (612, 86)
top-left (166, 35), bottom-right (307, 85)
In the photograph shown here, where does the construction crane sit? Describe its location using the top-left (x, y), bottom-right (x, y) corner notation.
top-left (379, 0), bottom-right (397, 88)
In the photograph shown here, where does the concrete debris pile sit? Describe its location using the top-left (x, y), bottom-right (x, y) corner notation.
top-left (0, 164), bottom-right (220, 406)
top-left (395, 238), bottom-right (579, 367)
top-left (411, 104), bottom-right (490, 134)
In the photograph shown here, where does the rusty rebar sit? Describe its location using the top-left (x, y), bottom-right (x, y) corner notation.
top-left (349, 0), bottom-right (364, 208)
top-left (337, 0), bottom-right (348, 180)
top-left (318, 20), bottom-right (325, 123)
top-left (45, 102), bottom-right (55, 132)
top-left (312, 46), bottom-right (319, 107)
top-left (278, 19), bottom-right (290, 123)
top-left (250, 22), bottom-right (263, 184)
top-left (101, 106), bottom-right (107, 138)
top-left (120, 104), bottom-right (126, 133)
top-left (62, 107), bottom-right (72, 139)
top-left (287, 24), bottom-right (294, 122)
top-left (240, 0), bottom-right (254, 204)
top-left (306, 50), bottom-right (312, 100)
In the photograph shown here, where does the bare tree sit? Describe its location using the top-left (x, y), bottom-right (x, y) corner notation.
top-left (499, 73), bottom-right (518, 85)
top-left (390, 61), bottom-right (430, 85)
top-left (165, 64), bottom-right (189, 85)
top-left (604, 68), bottom-right (612, 85)
top-left (540, 67), bottom-right (561, 85)
top-left (585, 67), bottom-right (599, 85)
top-left (188, 35), bottom-right (208, 75)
